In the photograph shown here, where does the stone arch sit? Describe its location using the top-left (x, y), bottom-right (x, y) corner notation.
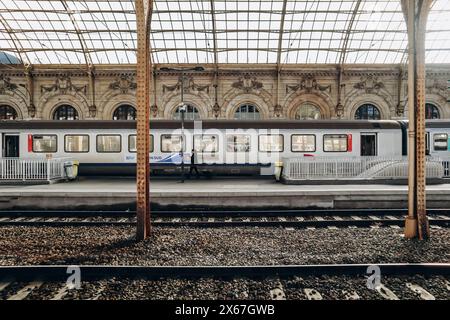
top-left (0, 94), bottom-right (26, 119)
top-left (344, 92), bottom-right (392, 120)
top-left (222, 86), bottom-right (272, 119)
top-left (39, 93), bottom-right (89, 120)
top-left (426, 94), bottom-right (449, 119)
top-left (284, 92), bottom-right (333, 120)
top-left (163, 93), bottom-right (209, 120)
top-left (223, 93), bottom-right (271, 120)
top-left (100, 92), bottom-right (137, 120)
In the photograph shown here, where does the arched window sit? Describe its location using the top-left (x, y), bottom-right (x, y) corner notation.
top-left (113, 105), bottom-right (136, 120)
top-left (234, 104), bottom-right (260, 120)
top-left (53, 105), bottom-right (79, 120)
top-left (354, 104), bottom-right (381, 120)
top-left (426, 103), bottom-right (440, 119)
top-left (294, 103), bottom-right (321, 120)
top-left (0, 105), bottom-right (18, 120)
top-left (173, 104), bottom-right (200, 120)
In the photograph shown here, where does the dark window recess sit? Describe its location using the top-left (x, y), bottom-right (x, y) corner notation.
top-left (354, 104), bottom-right (381, 120)
top-left (113, 105), bottom-right (136, 120)
top-left (53, 105), bottom-right (79, 120)
top-left (425, 103), bottom-right (440, 119)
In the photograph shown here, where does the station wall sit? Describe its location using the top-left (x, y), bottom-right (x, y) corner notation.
top-left (0, 64), bottom-right (449, 121)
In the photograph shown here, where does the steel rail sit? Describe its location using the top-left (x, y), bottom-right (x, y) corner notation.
top-left (0, 216), bottom-right (448, 228)
top-left (0, 208), bottom-right (449, 218)
top-left (0, 263), bottom-right (449, 282)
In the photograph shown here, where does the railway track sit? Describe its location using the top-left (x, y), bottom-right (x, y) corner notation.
top-left (0, 209), bottom-right (449, 229)
top-left (0, 263), bottom-right (449, 300)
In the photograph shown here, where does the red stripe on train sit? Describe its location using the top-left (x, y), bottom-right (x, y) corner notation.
top-left (28, 134), bottom-right (32, 152)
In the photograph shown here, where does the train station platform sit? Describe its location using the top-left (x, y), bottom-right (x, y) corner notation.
top-left (1, 177), bottom-right (450, 211)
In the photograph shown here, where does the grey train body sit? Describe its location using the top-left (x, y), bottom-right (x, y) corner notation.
top-left (1, 120), bottom-right (449, 176)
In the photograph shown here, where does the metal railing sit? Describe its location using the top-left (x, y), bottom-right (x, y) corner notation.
top-left (282, 156), bottom-right (445, 181)
top-left (0, 158), bottom-right (72, 182)
top-left (442, 158), bottom-right (450, 178)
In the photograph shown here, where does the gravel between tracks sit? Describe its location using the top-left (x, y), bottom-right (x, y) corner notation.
top-left (0, 226), bottom-right (449, 266)
top-left (10, 275), bottom-right (450, 300)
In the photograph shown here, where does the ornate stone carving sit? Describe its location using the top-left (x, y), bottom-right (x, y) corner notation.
top-left (426, 77), bottom-right (448, 98)
top-left (151, 104), bottom-right (158, 117)
top-left (353, 75), bottom-right (384, 93)
top-left (335, 102), bottom-right (344, 119)
top-left (212, 102), bottom-right (221, 118)
top-left (41, 75), bottom-right (87, 95)
top-left (396, 102), bottom-right (405, 117)
top-left (0, 75), bottom-right (18, 94)
top-left (27, 104), bottom-right (36, 118)
top-left (163, 76), bottom-right (210, 95)
top-left (109, 74), bottom-right (137, 94)
top-left (273, 104), bottom-right (283, 118)
top-left (286, 75), bottom-right (331, 94)
top-left (89, 105), bottom-right (97, 118)
top-left (231, 74), bottom-right (263, 93)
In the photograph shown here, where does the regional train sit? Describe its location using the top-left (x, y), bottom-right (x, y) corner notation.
top-left (0, 120), bottom-right (449, 176)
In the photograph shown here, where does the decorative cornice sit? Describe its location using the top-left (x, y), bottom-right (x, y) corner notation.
top-left (162, 75), bottom-right (210, 95)
top-left (231, 74), bottom-right (263, 93)
top-left (0, 74), bottom-right (18, 94)
top-left (109, 74), bottom-right (137, 94)
top-left (343, 70), bottom-right (401, 78)
top-left (353, 75), bottom-right (384, 94)
top-left (286, 74), bottom-right (331, 94)
top-left (41, 74), bottom-right (87, 96)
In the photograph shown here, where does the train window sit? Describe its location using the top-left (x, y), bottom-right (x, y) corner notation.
top-left (65, 135), bottom-right (89, 153)
top-left (227, 135), bottom-right (251, 152)
top-left (32, 135), bottom-right (57, 153)
top-left (194, 135), bottom-right (219, 153)
top-left (161, 134), bottom-right (185, 153)
top-left (323, 134), bottom-right (348, 152)
top-left (291, 135), bottom-right (316, 152)
top-left (128, 135), bottom-right (154, 153)
top-left (434, 133), bottom-right (448, 151)
top-left (259, 134), bottom-right (284, 152)
top-left (96, 135), bottom-right (122, 153)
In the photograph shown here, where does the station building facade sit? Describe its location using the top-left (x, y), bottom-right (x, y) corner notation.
top-left (0, 64), bottom-right (449, 121)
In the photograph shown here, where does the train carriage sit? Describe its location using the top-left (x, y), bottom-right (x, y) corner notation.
top-left (0, 120), bottom-right (449, 176)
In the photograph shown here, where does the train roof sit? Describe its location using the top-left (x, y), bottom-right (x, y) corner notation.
top-left (0, 119), bottom-right (405, 130)
top-left (423, 120), bottom-right (450, 128)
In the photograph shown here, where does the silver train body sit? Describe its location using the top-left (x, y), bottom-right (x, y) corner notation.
top-left (1, 120), bottom-right (449, 176)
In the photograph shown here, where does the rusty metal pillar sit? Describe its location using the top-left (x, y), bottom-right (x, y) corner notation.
top-left (135, 0), bottom-right (153, 241)
top-left (403, 0), bottom-right (432, 240)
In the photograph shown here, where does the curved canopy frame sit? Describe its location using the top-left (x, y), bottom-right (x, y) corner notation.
top-left (0, 0), bottom-right (449, 66)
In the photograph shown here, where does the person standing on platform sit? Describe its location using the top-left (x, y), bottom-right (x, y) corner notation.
top-left (188, 149), bottom-right (200, 179)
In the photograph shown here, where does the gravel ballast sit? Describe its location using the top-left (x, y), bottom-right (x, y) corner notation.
top-left (4, 275), bottom-right (449, 300)
top-left (0, 226), bottom-right (448, 266)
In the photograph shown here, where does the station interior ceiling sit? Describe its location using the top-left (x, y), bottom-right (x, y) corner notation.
top-left (0, 0), bottom-right (449, 67)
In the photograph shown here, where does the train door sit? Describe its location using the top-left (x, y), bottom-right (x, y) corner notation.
top-left (2, 134), bottom-right (20, 158)
top-left (360, 133), bottom-right (377, 156)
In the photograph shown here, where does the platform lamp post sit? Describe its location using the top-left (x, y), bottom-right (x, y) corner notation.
top-left (180, 104), bottom-right (186, 183)
top-left (159, 66), bottom-right (205, 183)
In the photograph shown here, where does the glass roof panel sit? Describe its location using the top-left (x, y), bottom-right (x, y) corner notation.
top-left (0, 0), bottom-right (448, 65)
